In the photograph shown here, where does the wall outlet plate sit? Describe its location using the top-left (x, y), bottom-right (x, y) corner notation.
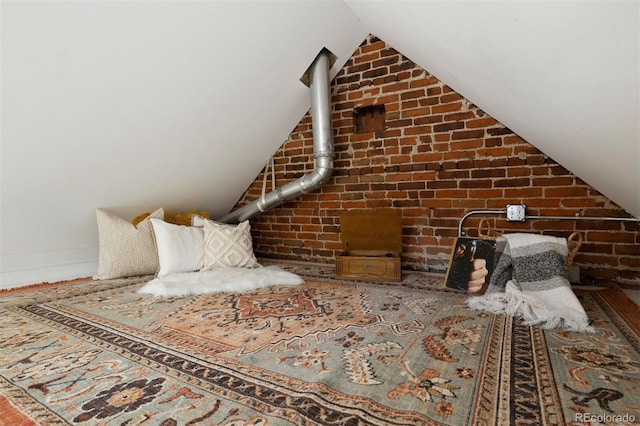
top-left (506, 204), bottom-right (527, 222)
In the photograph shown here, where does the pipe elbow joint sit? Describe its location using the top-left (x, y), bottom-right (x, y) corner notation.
top-left (302, 163), bottom-right (333, 191)
top-left (313, 166), bottom-right (333, 186)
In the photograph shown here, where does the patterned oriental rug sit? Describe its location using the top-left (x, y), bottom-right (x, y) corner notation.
top-left (1, 263), bottom-right (639, 425)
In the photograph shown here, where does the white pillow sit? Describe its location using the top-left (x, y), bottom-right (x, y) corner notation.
top-left (192, 216), bottom-right (259, 270)
top-left (150, 218), bottom-right (204, 277)
top-left (94, 208), bottom-right (164, 280)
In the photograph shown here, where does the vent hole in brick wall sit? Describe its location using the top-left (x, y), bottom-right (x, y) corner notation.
top-left (354, 104), bottom-right (385, 135)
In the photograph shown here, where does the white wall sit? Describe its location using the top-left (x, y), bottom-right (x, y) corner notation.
top-left (0, 0), bottom-right (368, 287)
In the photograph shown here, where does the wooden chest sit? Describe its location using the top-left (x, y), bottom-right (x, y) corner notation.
top-left (335, 209), bottom-right (402, 282)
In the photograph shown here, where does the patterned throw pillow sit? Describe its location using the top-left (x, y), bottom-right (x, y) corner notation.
top-left (93, 208), bottom-right (164, 280)
top-left (197, 218), bottom-right (260, 270)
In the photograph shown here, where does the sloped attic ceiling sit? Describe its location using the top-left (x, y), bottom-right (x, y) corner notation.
top-left (1, 1), bottom-right (638, 288)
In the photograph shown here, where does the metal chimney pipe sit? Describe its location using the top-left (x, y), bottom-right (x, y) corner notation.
top-left (220, 48), bottom-right (335, 224)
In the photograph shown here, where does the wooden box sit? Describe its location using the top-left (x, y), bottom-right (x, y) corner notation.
top-left (335, 209), bottom-right (402, 282)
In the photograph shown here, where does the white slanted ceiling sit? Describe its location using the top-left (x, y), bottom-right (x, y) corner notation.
top-left (1, 1), bottom-right (638, 288)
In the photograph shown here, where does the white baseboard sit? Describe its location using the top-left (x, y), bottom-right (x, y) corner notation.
top-left (0, 248), bottom-right (98, 290)
top-left (0, 261), bottom-right (98, 290)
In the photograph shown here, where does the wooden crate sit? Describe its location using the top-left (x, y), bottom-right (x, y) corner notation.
top-left (335, 209), bottom-right (402, 282)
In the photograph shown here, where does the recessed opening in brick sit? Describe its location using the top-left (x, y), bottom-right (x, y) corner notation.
top-left (354, 104), bottom-right (385, 135)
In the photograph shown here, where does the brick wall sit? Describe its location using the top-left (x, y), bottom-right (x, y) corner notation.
top-left (235, 35), bottom-right (640, 288)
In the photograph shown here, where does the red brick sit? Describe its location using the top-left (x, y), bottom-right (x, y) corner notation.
top-left (413, 153), bottom-right (443, 162)
top-left (459, 179), bottom-right (493, 189)
top-left (485, 138), bottom-right (503, 148)
top-left (441, 152), bottom-right (474, 163)
top-left (615, 244), bottom-right (640, 256)
top-left (471, 169), bottom-right (506, 178)
top-left (433, 134), bottom-right (451, 143)
top-left (450, 139), bottom-right (484, 150)
top-left (402, 107), bottom-right (431, 118)
top-left (586, 231), bottom-right (636, 244)
top-left (466, 117), bottom-right (498, 128)
top-left (545, 187), bottom-right (589, 198)
top-left (478, 147), bottom-right (513, 157)
top-left (411, 116), bottom-right (441, 126)
top-left (440, 93), bottom-right (464, 103)
top-left (444, 112), bottom-right (475, 122)
top-left (432, 102), bottom-right (462, 113)
top-left (436, 189), bottom-right (469, 198)
top-left (355, 50), bottom-right (380, 62)
top-left (404, 126), bottom-right (433, 136)
top-left (410, 78), bottom-right (433, 88)
top-left (620, 257), bottom-right (640, 268)
top-left (503, 188), bottom-right (543, 198)
top-left (427, 180), bottom-right (458, 189)
top-left (401, 89), bottom-right (426, 100)
top-left (494, 178), bottom-right (531, 188)
top-left (382, 82), bottom-right (410, 93)
top-left (433, 122), bottom-right (464, 132)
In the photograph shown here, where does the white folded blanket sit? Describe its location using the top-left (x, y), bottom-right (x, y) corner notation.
top-left (465, 233), bottom-right (594, 333)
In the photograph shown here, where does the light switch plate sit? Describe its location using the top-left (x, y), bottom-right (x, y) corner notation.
top-left (506, 204), bottom-right (527, 222)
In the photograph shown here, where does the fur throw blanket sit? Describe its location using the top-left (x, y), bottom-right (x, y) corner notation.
top-left (137, 265), bottom-right (304, 297)
top-left (465, 233), bottom-right (594, 333)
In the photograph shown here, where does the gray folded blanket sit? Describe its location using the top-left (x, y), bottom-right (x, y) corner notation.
top-left (465, 233), bottom-right (594, 333)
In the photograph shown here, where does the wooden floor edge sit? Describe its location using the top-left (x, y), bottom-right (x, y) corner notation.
top-left (0, 276), bottom-right (93, 295)
top-left (593, 282), bottom-right (640, 333)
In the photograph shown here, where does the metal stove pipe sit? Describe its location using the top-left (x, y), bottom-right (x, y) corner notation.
top-left (220, 48), bottom-right (335, 224)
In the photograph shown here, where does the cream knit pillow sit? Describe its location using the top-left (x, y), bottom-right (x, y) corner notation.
top-left (93, 208), bottom-right (164, 280)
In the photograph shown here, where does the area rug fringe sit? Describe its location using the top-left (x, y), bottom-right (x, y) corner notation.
top-left (0, 276), bottom-right (92, 294)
